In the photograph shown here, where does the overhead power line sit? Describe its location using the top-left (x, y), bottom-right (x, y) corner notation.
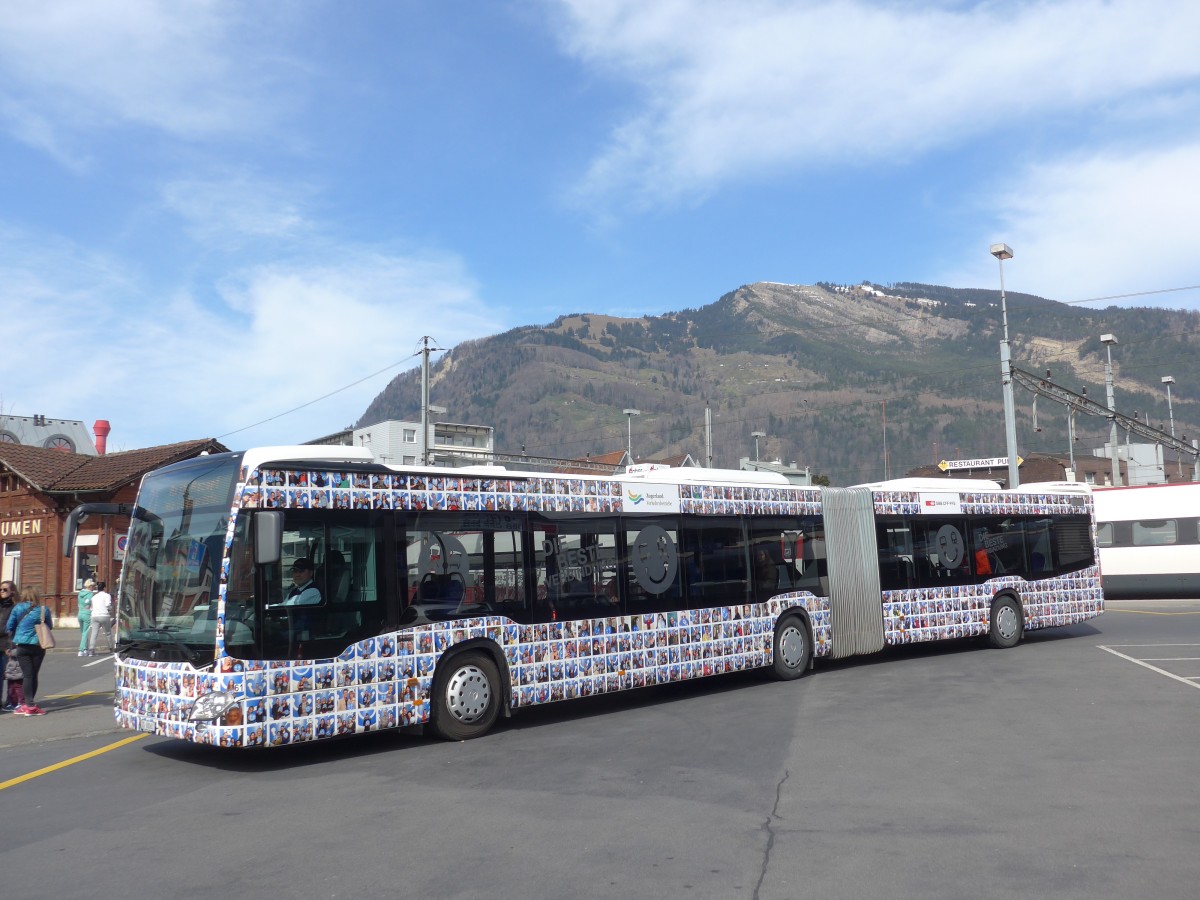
top-left (217, 352), bottom-right (423, 440)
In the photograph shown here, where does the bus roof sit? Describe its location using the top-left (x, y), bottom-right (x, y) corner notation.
top-left (856, 477), bottom-right (1003, 492)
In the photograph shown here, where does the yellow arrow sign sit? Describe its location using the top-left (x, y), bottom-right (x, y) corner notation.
top-left (937, 456), bottom-right (1023, 473)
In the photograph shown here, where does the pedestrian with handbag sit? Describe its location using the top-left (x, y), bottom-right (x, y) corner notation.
top-left (5, 585), bottom-right (54, 716)
top-left (0, 580), bottom-right (16, 712)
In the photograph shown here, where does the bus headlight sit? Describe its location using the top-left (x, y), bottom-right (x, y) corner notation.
top-left (189, 691), bottom-right (238, 722)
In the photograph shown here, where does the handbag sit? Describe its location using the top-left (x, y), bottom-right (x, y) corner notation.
top-left (34, 605), bottom-right (56, 650)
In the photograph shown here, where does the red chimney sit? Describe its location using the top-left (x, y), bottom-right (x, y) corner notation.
top-left (93, 419), bottom-right (111, 455)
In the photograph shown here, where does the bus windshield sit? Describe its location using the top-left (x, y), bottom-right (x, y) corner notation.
top-left (118, 453), bottom-right (241, 664)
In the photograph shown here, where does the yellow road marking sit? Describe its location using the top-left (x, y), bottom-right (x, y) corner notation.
top-left (42, 689), bottom-right (109, 700)
top-left (1106, 608), bottom-right (1200, 616)
top-left (0, 734), bottom-right (149, 792)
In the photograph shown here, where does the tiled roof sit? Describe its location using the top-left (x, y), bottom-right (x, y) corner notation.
top-left (582, 450), bottom-right (630, 467)
top-left (0, 439), bottom-right (228, 493)
top-left (645, 453), bottom-right (698, 468)
top-left (552, 449), bottom-right (629, 475)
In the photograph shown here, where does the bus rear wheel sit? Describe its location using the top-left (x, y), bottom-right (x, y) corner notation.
top-left (771, 615), bottom-right (811, 680)
top-left (431, 651), bottom-right (501, 741)
top-left (987, 595), bottom-right (1023, 649)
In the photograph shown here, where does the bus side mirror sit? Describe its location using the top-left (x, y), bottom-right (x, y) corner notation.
top-left (255, 511), bottom-right (284, 565)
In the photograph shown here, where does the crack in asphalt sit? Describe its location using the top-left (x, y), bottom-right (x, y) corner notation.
top-left (753, 768), bottom-right (790, 900)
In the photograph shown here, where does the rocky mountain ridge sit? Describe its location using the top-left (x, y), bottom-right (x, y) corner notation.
top-left (359, 282), bottom-right (1200, 484)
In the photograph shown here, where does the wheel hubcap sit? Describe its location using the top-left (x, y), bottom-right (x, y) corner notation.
top-left (996, 605), bottom-right (1019, 640)
top-left (446, 665), bottom-right (491, 723)
top-left (779, 625), bottom-right (806, 668)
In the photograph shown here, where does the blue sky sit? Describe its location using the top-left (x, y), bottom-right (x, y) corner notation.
top-left (2, 0), bottom-right (1198, 452)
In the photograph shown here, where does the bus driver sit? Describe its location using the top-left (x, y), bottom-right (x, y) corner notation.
top-left (279, 558), bottom-right (322, 606)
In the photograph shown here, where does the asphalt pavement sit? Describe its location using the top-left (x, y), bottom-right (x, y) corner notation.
top-left (1, 626), bottom-right (120, 746)
top-left (2, 601), bottom-right (1199, 900)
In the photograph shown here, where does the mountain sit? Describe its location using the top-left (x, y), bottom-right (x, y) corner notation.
top-left (358, 282), bottom-right (1200, 485)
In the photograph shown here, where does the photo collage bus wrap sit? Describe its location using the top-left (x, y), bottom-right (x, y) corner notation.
top-left (108, 449), bottom-right (1103, 748)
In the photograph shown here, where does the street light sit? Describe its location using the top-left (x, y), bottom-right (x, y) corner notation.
top-left (1162, 376), bottom-right (1176, 438)
top-left (623, 408), bottom-right (641, 461)
top-left (751, 431), bottom-right (765, 462)
top-left (1102, 333), bottom-right (1119, 486)
top-left (1163, 375), bottom-right (1179, 480)
top-left (990, 243), bottom-right (1020, 489)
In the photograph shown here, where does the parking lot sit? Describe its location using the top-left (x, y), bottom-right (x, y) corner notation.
top-left (3, 600), bottom-right (1199, 899)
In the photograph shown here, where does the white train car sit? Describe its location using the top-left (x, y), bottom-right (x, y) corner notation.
top-left (1093, 483), bottom-right (1200, 599)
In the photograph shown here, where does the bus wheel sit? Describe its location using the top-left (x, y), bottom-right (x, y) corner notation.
top-left (431, 651), bottom-right (501, 741)
top-left (771, 616), bottom-right (811, 680)
top-left (987, 595), bottom-right (1023, 649)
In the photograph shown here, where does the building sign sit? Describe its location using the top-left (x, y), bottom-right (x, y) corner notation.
top-left (0, 518), bottom-right (43, 537)
top-left (621, 483), bottom-right (681, 514)
top-left (937, 456), bottom-right (1023, 472)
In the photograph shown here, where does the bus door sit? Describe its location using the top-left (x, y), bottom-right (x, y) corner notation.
top-left (821, 487), bottom-right (886, 659)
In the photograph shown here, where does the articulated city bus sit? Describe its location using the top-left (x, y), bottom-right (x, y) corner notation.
top-left (67, 447), bottom-right (1103, 748)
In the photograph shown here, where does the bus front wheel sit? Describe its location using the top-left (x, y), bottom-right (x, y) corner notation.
top-left (987, 595), bottom-right (1023, 649)
top-left (431, 651), bottom-right (502, 741)
top-left (771, 616), bottom-right (811, 680)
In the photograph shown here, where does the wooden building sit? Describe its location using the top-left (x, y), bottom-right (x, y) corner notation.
top-left (0, 438), bottom-right (226, 623)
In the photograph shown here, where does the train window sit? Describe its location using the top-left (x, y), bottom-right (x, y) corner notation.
top-left (1183, 518), bottom-right (1200, 545)
top-left (1096, 522), bottom-right (1113, 548)
top-left (1132, 519), bottom-right (1177, 546)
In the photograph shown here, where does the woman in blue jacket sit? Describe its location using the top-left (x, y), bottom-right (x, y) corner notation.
top-left (5, 586), bottom-right (53, 716)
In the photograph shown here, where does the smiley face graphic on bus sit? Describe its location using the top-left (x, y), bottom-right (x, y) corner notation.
top-left (935, 523), bottom-right (965, 569)
top-left (630, 525), bottom-right (678, 595)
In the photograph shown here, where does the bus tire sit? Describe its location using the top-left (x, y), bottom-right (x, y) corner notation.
top-left (770, 615), bottom-right (811, 680)
top-left (431, 651), bottom-right (501, 741)
top-left (987, 595), bottom-right (1023, 649)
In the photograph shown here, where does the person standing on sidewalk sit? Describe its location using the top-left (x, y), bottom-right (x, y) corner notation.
top-left (5, 585), bottom-right (52, 716)
top-left (0, 580), bottom-right (16, 712)
top-left (77, 578), bottom-right (96, 656)
top-left (88, 581), bottom-right (115, 655)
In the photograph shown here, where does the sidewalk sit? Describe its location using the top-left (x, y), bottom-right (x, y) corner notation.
top-left (48, 627), bottom-right (87, 653)
top-left (2, 625), bottom-right (97, 654)
top-left (9, 627), bottom-right (104, 654)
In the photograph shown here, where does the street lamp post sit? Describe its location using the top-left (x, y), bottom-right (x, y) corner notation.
top-left (1162, 376), bottom-right (1179, 479)
top-left (751, 431), bottom-right (765, 463)
top-left (1162, 376), bottom-right (1176, 438)
top-left (623, 408), bottom-right (641, 462)
top-left (1126, 412), bottom-right (1137, 484)
top-left (990, 243), bottom-right (1020, 489)
top-left (1067, 408), bottom-right (1076, 477)
top-left (1102, 333), bottom-right (1120, 486)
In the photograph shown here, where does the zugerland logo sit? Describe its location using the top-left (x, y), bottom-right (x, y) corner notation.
top-left (621, 483), bottom-right (681, 513)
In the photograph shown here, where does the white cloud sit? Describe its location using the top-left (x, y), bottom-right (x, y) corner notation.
top-left (0, 226), bottom-right (502, 450)
top-left (0, 0), bottom-right (299, 157)
top-left (940, 141), bottom-right (1200, 306)
top-left (161, 174), bottom-right (316, 246)
top-left (544, 0), bottom-right (1200, 209)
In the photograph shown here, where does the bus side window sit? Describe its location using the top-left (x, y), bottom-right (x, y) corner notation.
top-left (875, 517), bottom-right (913, 591)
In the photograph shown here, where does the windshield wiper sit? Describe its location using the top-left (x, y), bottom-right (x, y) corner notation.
top-left (119, 629), bottom-right (207, 666)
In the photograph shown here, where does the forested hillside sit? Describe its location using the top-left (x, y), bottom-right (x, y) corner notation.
top-left (359, 282), bottom-right (1200, 484)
